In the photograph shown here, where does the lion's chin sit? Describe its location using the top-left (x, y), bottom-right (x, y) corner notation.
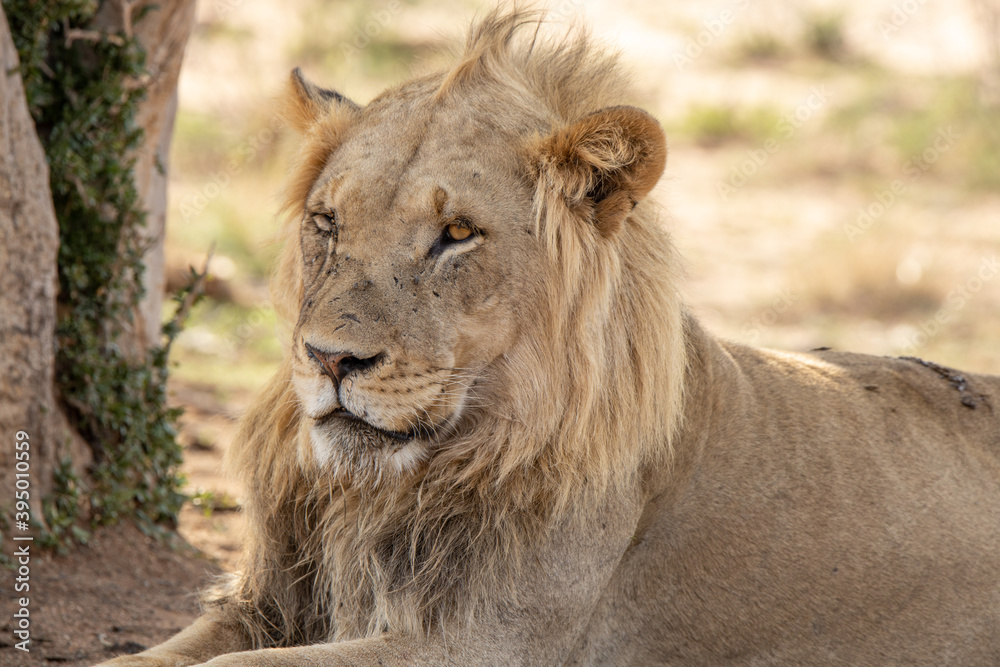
top-left (326, 409), bottom-right (417, 442)
top-left (308, 413), bottom-right (428, 479)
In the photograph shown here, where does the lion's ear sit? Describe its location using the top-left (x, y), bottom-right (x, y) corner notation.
top-left (534, 106), bottom-right (667, 237)
top-left (279, 67), bottom-right (361, 134)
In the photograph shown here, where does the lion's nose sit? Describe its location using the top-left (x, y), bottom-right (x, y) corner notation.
top-left (304, 343), bottom-right (382, 384)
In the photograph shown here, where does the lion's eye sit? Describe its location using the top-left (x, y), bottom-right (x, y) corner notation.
top-left (312, 212), bottom-right (336, 235)
top-left (428, 219), bottom-right (479, 258)
top-left (444, 223), bottom-right (473, 242)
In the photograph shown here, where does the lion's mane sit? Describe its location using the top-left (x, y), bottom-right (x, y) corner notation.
top-left (217, 8), bottom-right (687, 648)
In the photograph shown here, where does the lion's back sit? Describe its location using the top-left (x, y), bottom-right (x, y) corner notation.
top-left (731, 345), bottom-right (1000, 462)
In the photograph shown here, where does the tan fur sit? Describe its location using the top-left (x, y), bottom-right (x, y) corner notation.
top-left (102, 8), bottom-right (1000, 667)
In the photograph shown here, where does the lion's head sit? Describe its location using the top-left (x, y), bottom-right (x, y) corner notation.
top-left (283, 68), bottom-right (539, 476)
top-left (261, 11), bottom-right (686, 492)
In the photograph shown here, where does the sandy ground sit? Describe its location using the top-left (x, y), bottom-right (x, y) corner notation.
top-left (1, 523), bottom-right (219, 666)
top-left (0, 387), bottom-right (244, 666)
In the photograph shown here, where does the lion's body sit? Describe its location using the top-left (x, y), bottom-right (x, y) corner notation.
top-left (102, 9), bottom-right (1000, 667)
top-left (568, 321), bottom-right (1000, 664)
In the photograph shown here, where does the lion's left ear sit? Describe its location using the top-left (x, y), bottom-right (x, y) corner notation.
top-left (279, 67), bottom-right (361, 134)
top-left (533, 106), bottom-right (667, 237)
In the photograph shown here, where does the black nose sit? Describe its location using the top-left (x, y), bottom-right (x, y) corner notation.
top-left (304, 343), bottom-right (382, 384)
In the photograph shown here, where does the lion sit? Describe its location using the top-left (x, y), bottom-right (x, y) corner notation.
top-left (103, 8), bottom-right (1000, 666)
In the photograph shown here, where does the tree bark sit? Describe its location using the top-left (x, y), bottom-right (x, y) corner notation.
top-left (96, 0), bottom-right (198, 349)
top-left (0, 7), bottom-right (66, 524)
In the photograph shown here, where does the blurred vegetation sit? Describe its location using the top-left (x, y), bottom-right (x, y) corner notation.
top-left (731, 10), bottom-right (855, 65)
top-left (801, 10), bottom-right (849, 62)
top-left (659, 2), bottom-right (1000, 373)
top-left (788, 235), bottom-right (947, 321)
top-left (189, 488), bottom-right (241, 517)
top-left (734, 31), bottom-right (790, 63)
top-left (676, 104), bottom-right (782, 147)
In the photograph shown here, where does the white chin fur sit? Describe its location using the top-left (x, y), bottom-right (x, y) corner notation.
top-left (309, 427), bottom-right (335, 467)
top-left (386, 440), bottom-right (427, 474)
top-left (309, 423), bottom-right (427, 477)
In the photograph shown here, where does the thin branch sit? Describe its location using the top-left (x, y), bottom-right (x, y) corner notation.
top-left (162, 243), bottom-right (215, 355)
top-left (64, 27), bottom-right (125, 48)
top-left (121, 0), bottom-right (137, 39)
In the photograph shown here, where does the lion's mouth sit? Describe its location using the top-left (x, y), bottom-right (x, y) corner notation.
top-left (319, 408), bottom-right (417, 442)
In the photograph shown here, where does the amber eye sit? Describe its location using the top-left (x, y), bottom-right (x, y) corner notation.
top-left (445, 223), bottom-right (473, 242)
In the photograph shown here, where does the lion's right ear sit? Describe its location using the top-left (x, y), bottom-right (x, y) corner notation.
top-left (532, 106), bottom-right (667, 237)
top-left (278, 67), bottom-right (361, 134)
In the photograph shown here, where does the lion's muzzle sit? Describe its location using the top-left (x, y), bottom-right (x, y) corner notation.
top-left (303, 342), bottom-right (418, 439)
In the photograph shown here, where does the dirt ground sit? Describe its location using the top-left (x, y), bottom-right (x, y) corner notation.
top-left (1, 383), bottom-right (245, 666)
top-left (1, 523), bottom-right (221, 666)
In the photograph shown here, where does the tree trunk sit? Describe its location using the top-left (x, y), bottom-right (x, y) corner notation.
top-left (0, 7), bottom-right (66, 524)
top-left (0, 0), bottom-right (196, 537)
